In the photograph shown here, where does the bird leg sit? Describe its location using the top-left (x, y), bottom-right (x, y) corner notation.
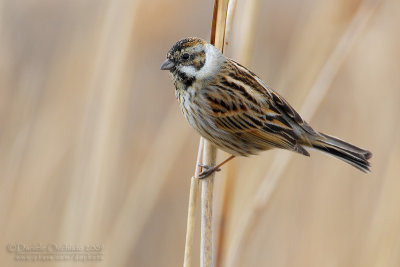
top-left (197, 155), bottom-right (235, 179)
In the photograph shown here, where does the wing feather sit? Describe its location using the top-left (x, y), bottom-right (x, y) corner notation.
top-left (227, 59), bottom-right (317, 136)
top-left (196, 59), bottom-right (319, 156)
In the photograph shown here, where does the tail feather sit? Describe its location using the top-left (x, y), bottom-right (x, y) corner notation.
top-left (311, 132), bottom-right (372, 173)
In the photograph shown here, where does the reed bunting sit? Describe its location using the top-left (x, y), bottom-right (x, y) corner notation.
top-left (161, 37), bottom-right (372, 178)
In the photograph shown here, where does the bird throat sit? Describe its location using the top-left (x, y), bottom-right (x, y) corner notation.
top-left (175, 69), bottom-right (196, 89)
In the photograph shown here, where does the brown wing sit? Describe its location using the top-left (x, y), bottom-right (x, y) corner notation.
top-left (228, 59), bottom-right (317, 135)
top-left (198, 59), bottom-right (313, 156)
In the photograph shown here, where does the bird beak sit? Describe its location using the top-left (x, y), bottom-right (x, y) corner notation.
top-left (160, 59), bottom-right (175, 70)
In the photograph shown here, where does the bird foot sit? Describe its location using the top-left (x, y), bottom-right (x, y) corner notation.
top-left (197, 164), bottom-right (221, 179)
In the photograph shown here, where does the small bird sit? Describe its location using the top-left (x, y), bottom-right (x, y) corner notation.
top-left (161, 37), bottom-right (372, 178)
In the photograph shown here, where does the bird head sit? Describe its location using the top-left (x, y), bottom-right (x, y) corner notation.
top-left (161, 37), bottom-right (225, 82)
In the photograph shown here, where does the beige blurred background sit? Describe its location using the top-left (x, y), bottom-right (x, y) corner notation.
top-left (0, 0), bottom-right (399, 266)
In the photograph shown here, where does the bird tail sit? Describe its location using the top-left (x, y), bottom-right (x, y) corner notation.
top-left (311, 132), bottom-right (372, 173)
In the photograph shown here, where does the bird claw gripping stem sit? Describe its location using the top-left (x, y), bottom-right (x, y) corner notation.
top-left (197, 163), bottom-right (221, 179)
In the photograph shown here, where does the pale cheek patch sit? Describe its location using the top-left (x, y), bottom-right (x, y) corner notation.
top-left (180, 65), bottom-right (198, 77)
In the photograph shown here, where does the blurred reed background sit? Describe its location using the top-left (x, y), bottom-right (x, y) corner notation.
top-left (0, 0), bottom-right (399, 266)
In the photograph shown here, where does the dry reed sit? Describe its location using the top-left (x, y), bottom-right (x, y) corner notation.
top-left (183, 139), bottom-right (203, 267)
top-left (183, 1), bottom-right (230, 267)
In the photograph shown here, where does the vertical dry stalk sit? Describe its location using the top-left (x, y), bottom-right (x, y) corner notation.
top-left (181, 1), bottom-right (231, 267)
top-left (224, 0), bottom-right (237, 47)
top-left (202, 1), bottom-right (230, 266)
top-left (201, 140), bottom-right (217, 267)
top-left (200, 1), bottom-right (231, 266)
top-left (225, 1), bottom-right (381, 266)
top-left (183, 139), bottom-right (203, 267)
top-left (183, 0), bottom-right (230, 264)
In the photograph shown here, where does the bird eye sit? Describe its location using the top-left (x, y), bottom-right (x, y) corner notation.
top-left (182, 53), bottom-right (190, 60)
